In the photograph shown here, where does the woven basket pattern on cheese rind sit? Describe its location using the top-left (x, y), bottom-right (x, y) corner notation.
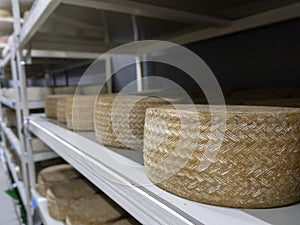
top-left (47, 179), bottom-right (97, 220)
top-left (144, 105), bottom-right (300, 208)
top-left (65, 194), bottom-right (127, 225)
top-left (65, 96), bottom-right (97, 130)
top-left (38, 164), bottom-right (81, 197)
top-left (95, 95), bottom-right (172, 150)
top-left (45, 95), bottom-right (73, 119)
top-left (57, 98), bottom-right (68, 123)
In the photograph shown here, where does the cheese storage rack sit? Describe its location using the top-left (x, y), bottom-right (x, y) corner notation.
top-left (0, 0), bottom-right (300, 225)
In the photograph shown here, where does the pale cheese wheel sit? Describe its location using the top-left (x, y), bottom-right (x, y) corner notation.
top-left (38, 164), bottom-right (81, 197)
top-left (56, 97), bottom-right (68, 123)
top-left (95, 94), bottom-right (172, 150)
top-left (65, 95), bottom-right (97, 130)
top-left (144, 105), bottom-right (300, 208)
top-left (47, 178), bottom-right (98, 220)
top-left (31, 138), bottom-right (48, 152)
top-left (0, 9), bottom-right (11, 17)
top-left (66, 194), bottom-right (127, 225)
top-left (45, 95), bottom-right (73, 118)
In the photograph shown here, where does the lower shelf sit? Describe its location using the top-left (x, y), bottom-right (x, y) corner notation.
top-left (28, 114), bottom-right (300, 225)
top-left (31, 189), bottom-right (64, 225)
top-left (33, 151), bottom-right (58, 162)
top-left (1, 122), bottom-right (59, 162)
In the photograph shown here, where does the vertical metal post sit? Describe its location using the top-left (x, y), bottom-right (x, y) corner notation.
top-left (11, 0), bottom-right (21, 35)
top-left (105, 56), bottom-right (113, 94)
top-left (131, 15), bottom-right (143, 92)
top-left (11, 49), bottom-right (33, 225)
top-left (0, 85), bottom-right (3, 123)
top-left (65, 70), bottom-right (69, 86)
top-left (11, 1), bottom-right (33, 224)
top-left (135, 56), bottom-right (143, 92)
top-left (17, 49), bottom-right (36, 196)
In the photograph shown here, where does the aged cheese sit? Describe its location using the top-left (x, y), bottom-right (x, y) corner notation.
top-left (47, 178), bottom-right (98, 220)
top-left (65, 95), bottom-right (97, 130)
top-left (38, 164), bottom-right (80, 197)
top-left (95, 94), bottom-right (172, 150)
top-left (66, 194), bottom-right (127, 225)
top-left (56, 97), bottom-right (68, 123)
top-left (45, 95), bottom-right (73, 119)
top-left (144, 105), bottom-right (300, 208)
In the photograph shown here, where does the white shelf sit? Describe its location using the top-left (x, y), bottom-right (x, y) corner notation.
top-left (27, 114), bottom-right (300, 225)
top-left (1, 122), bottom-right (58, 162)
top-left (1, 123), bottom-right (22, 158)
top-left (33, 151), bottom-right (58, 162)
top-left (31, 189), bottom-right (64, 225)
top-left (0, 96), bottom-right (45, 109)
top-left (0, 16), bottom-right (14, 23)
top-left (0, 16), bottom-right (24, 24)
top-left (28, 100), bottom-right (45, 109)
top-left (3, 146), bottom-right (27, 205)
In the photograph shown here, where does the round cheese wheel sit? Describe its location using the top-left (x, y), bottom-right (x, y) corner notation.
top-left (144, 105), bottom-right (300, 208)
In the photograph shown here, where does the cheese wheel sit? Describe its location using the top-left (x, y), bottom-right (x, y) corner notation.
top-left (144, 105), bottom-right (300, 208)
top-left (56, 97), bottom-right (68, 123)
top-left (65, 95), bottom-right (97, 130)
top-left (38, 164), bottom-right (81, 197)
top-left (45, 95), bottom-right (73, 118)
top-left (66, 194), bottom-right (127, 225)
top-left (95, 94), bottom-right (172, 150)
top-left (31, 138), bottom-right (48, 152)
top-left (3, 87), bottom-right (52, 101)
top-left (47, 179), bottom-right (98, 220)
top-left (0, 9), bottom-right (11, 17)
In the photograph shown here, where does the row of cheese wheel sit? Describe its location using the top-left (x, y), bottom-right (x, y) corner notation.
top-left (38, 164), bottom-right (139, 224)
top-left (44, 94), bottom-right (300, 208)
top-left (45, 94), bottom-right (171, 150)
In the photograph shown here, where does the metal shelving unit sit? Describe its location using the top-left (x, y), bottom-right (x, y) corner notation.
top-left (28, 114), bottom-right (300, 225)
top-left (0, 1), bottom-right (299, 225)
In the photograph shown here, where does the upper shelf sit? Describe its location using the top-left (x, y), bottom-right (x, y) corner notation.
top-left (0, 95), bottom-right (45, 109)
top-left (16, 0), bottom-right (300, 52)
top-left (28, 114), bottom-right (300, 225)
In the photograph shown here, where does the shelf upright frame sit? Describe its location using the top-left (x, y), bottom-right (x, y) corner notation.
top-left (10, 1), bottom-right (35, 225)
top-left (10, 47), bottom-right (33, 225)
